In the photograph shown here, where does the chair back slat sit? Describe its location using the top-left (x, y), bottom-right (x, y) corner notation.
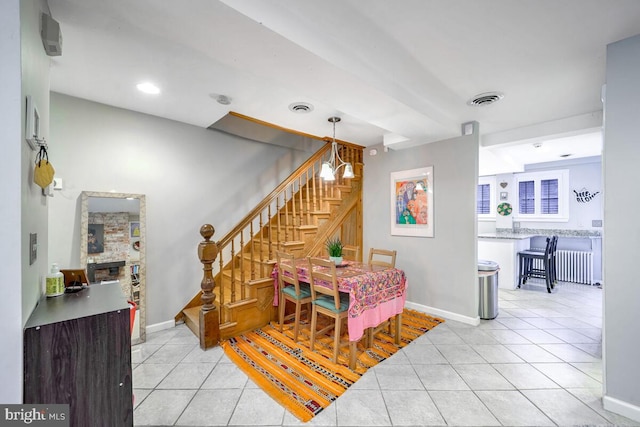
top-left (368, 248), bottom-right (397, 268)
top-left (308, 257), bottom-right (341, 310)
top-left (276, 250), bottom-right (302, 297)
top-left (342, 245), bottom-right (360, 261)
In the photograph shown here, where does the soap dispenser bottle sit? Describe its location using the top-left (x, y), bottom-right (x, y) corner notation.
top-left (46, 263), bottom-right (64, 297)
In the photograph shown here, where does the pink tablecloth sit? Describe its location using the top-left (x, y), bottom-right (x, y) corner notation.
top-left (272, 259), bottom-right (407, 342)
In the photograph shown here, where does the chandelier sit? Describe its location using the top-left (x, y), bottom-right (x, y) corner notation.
top-left (319, 117), bottom-right (354, 181)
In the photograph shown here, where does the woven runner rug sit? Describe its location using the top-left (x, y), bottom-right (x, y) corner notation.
top-left (221, 308), bottom-right (444, 422)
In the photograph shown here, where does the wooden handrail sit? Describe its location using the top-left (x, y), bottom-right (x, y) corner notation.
top-left (178, 130), bottom-right (364, 343)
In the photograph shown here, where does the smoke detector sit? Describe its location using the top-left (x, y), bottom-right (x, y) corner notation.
top-left (288, 102), bottom-right (314, 113)
top-left (467, 91), bottom-right (504, 107)
top-left (209, 93), bottom-right (232, 105)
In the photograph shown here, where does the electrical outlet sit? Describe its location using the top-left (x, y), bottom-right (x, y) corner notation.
top-left (592, 219), bottom-right (603, 227)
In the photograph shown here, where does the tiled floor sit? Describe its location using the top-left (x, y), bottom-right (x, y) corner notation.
top-left (132, 281), bottom-right (639, 426)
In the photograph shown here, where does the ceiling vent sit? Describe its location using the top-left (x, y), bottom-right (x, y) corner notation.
top-left (288, 102), bottom-right (314, 113)
top-left (467, 92), bottom-right (504, 107)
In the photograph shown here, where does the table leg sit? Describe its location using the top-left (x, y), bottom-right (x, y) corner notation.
top-left (348, 341), bottom-right (357, 370)
top-left (394, 313), bottom-right (402, 345)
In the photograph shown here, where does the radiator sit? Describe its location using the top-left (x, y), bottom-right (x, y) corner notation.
top-left (556, 250), bottom-right (593, 285)
top-left (530, 249), bottom-right (594, 285)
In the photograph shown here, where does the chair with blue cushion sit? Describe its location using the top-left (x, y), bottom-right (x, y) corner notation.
top-left (307, 256), bottom-right (356, 365)
top-left (276, 251), bottom-right (312, 342)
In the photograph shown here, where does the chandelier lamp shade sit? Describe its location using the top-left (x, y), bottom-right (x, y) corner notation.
top-left (320, 117), bottom-right (354, 181)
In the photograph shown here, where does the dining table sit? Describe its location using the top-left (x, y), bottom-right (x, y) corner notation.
top-left (272, 258), bottom-right (407, 346)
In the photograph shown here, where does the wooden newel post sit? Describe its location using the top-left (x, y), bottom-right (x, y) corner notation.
top-left (198, 224), bottom-right (219, 310)
top-left (198, 224), bottom-right (220, 348)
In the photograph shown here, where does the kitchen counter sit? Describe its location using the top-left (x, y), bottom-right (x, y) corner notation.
top-left (478, 232), bottom-right (535, 240)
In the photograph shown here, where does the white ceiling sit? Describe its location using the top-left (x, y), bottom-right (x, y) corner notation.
top-left (47, 0), bottom-right (640, 169)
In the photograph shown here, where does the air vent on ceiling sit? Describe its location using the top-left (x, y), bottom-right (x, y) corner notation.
top-left (467, 91), bottom-right (504, 107)
top-left (288, 102), bottom-right (314, 113)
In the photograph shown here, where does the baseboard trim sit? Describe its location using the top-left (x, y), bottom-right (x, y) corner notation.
top-left (603, 395), bottom-right (640, 423)
top-left (146, 319), bottom-right (175, 335)
top-left (405, 301), bottom-right (480, 326)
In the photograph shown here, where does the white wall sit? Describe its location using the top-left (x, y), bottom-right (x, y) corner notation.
top-left (21, 0), bottom-right (52, 321)
top-left (363, 133), bottom-right (479, 323)
top-left (0, 0), bottom-right (23, 404)
top-left (602, 33), bottom-right (640, 421)
top-left (48, 93), bottom-right (311, 326)
top-left (479, 157), bottom-right (603, 232)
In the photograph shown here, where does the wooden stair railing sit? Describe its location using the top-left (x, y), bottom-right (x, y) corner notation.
top-left (177, 139), bottom-right (363, 348)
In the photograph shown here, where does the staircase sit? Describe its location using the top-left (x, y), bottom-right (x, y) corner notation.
top-left (176, 136), bottom-right (364, 349)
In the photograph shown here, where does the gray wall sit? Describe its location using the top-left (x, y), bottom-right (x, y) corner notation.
top-left (48, 93), bottom-right (312, 327)
top-left (363, 133), bottom-right (479, 323)
top-left (603, 33), bottom-right (640, 417)
top-left (0, 0), bottom-right (23, 404)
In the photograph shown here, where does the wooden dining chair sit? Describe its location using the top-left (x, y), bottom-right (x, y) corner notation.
top-left (342, 245), bottom-right (360, 262)
top-left (366, 247), bottom-right (399, 344)
top-left (307, 257), bottom-right (356, 366)
top-left (368, 248), bottom-right (397, 269)
top-left (276, 251), bottom-right (312, 342)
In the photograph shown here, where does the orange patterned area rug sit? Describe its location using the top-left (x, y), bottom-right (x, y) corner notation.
top-left (220, 308), bottom-right (444, 422)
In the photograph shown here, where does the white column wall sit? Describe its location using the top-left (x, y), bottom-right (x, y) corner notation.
top-left (602, 33), bottom-right (640, 421)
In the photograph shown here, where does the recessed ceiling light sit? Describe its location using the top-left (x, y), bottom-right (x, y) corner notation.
top-left (288, 102), bottom-right (314, 113)
top-left (136, 82), bottom-right (160, 94)
top-left (467, 91), bottom-right (504, 107)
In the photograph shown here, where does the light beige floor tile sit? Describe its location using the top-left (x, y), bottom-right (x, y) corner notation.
top-left (134, 389), bottom-right (196, 426)
top-left (429, 390), bottom-right (501, 426)
top-left (336, 389), bottom-right (391, 426)
top-left (453, 363), bottom-right (515, 390)
top-left (228, 388), bottom-right (286, 425)
top-left (492, 363), bottom-right (560, 389)
top-left (373, 364), bottom-right (424, 390)
top-left (176, 389), bottom-right (242, 426)
top-left (413, 364), bottom-right (469, 391)
top-left (521, 389), bottom-right (609, 426)
top-left (472, 344), bottom-right (524, 363)
top-left (531, 362), bottom-right (602, 388)
top-left (475, 390), bottom-right (555, 426)
top-left (383, 390), bottom-right (445, 426)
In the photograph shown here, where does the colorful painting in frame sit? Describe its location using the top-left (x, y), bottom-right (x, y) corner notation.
top-left (390, 166), bottom-right (434, 237)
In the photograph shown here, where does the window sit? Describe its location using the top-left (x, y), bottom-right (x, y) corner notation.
top-left (519, 181), bottom-right (535, 214)
top-left (477, 184), bottom-right (490, 214)
top-left (540, 179), bottom-right (558, 214)
top-left (477, 176), bottom-right (496, 220)
top-left (514, 170), bottom-right (568, 221)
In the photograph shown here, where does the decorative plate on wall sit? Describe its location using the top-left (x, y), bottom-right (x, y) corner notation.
top-left (497, 202), bottom-right (513, 216)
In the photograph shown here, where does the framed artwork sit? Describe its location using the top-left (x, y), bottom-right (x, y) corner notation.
top-left (87, 224), bottom-right (104, 254)
top-left (130, 221), bottom-right (141, 238)
top-left (390, 166), bottom-right (434, 237)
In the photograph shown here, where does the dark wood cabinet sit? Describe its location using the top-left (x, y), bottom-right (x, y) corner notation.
top-left (24, 283), bottom-right (133, 426)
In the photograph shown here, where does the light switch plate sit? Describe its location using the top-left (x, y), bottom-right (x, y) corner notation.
top-left (29, 233), bottom-right (37, 265)
top-left (592, 219), bottom-right (603, 227)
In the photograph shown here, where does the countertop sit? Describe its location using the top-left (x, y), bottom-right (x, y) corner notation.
top-left (479, 228), bottom-right (601, 240)
top-left (25, 282), bottom-right (129, 328)
top-left (478, 232), bottom-right (535, 240)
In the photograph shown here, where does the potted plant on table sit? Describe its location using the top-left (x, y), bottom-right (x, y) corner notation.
top-left (325, 236), bottom-right (344, 266)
